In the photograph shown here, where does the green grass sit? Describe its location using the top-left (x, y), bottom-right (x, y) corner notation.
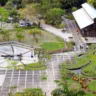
top-left (66, 42), bottom-right (73, 49)
top-left (14, 88), bottom-right (44, 96)
top-left (67, 55), bottom-right (88, 69)
top-left (41, 42), bottom-right (65, 52)
top-left (67, 78), bottom-right (81, 91)
top-left (1, 28), bottom-right (64, 47)
top-left (84, 92), bottom-right (95, 96)
top-left (15, 62), bottom-right (46, 70)
top-left (88, 80), bottom-right (96, 92)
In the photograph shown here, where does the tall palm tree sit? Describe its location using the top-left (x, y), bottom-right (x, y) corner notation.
top-left (28, 28), bottom-right (42, 43)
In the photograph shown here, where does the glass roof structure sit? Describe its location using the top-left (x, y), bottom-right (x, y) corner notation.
top-left (0, 41), bottom-right (38, 68)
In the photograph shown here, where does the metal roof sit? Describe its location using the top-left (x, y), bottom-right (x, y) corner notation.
top-left (82, 3), bottom-right (96, 20)
top-left (72, 8), bottom-right (94, 29)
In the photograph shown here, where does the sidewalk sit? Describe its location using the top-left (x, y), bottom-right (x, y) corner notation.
top-left (40, 20), bottom-right (73, 42)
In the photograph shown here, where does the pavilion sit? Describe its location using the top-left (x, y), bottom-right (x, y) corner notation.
top-left (72, 3), bottom-right (96, 37)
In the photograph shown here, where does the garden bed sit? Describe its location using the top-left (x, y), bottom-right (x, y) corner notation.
top-left (15, 62), bottom-right (46, 70)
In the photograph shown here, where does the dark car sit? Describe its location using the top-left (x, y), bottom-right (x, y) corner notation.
top-left (26, 22), bottom-right (32, 27)
top-left (7, 20), bottom-right (11, 23)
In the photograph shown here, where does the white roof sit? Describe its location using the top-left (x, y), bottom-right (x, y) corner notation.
top-left (72, 8), bottom-right (94, 29)
top-left (82, 3), bottom-right (96, 19)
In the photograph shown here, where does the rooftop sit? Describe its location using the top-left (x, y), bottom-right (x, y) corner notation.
top-left (82, 3), bottom-right (96, 19)
top-left (72, 8), bottom-right (94, 29)
top-left (72, 3), bottom-right (96, 29)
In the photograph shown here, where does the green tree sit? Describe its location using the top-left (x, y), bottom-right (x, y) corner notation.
top-left (88, 0), bottom-right (96, 8)
top-left (0, 0), bottom-right (8, 5)
top-left (16, 32), bottom-right (24, 42)
top-left (45, 8), bottom-right (65, 25)
top-left (72, 7), bottom-right (78, 12)
top-left (5, 0), bottom-right (14, 10)
top-left (9, 8), bottom-right (19, 22)
top-left (16, 28), bottom-right (24, 42)
top-left (40, 0), bottom-right (61, 12)
top-left (28, 28), bottom-right (42, 43)
top-left (0, 7), bottom-right (9, 21)
top-left (52, 80), bottom-right (86, 96)
top-left (0, 28), bottom-right (10, 41)
top-left (60, 0), bottom-right (86, 10)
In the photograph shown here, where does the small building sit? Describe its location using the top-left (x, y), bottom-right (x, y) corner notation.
top-left (72, 3), bottom-right (96, 37)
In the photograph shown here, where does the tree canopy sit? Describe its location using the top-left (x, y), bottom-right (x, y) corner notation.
top-left (45, 8), bottom-right (65, 25)
top-left (0, 0), bottom-right (8, 5)
top-left (88, 0), bottom-right (96, 8)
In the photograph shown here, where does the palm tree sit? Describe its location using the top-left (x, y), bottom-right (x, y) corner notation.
top-left (0, 28), bottom-right (10, 41)
top-left (16, 32), bottom-right (24, 42)
top-left (15, 28), bottom-right (24, 42)
top-left (52, 78), bottom-right (86, 96)
top-left (28, 28), bottom-right (42, 43)
top-left (52, 86), bottom-right (86, 96)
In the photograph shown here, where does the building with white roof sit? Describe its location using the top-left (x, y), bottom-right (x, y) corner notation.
top-left (72, 3), bottom-right (96, 37)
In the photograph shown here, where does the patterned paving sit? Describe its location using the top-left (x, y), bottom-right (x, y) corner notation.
top-left (0, 54), bottom-right (69, 96)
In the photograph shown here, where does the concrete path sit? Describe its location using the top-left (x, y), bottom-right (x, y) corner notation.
top-left (62, 17), bottom-right (87, 52)
top-left (40, 20), bottom-right (73, 42)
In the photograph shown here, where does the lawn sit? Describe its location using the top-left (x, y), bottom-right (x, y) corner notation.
top-left (88, 80), bottom-right (96, 92)
top-left (15, 62), bottom-right (46, 70)
top-left (0, 28), bottom-right (64, 47)
top-left (41, 42), bottom-right (65, 52)
top-left (67, 55), bottom-right (88, 69)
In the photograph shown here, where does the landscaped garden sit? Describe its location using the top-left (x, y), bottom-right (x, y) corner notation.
top-left (8, 88), bottom-right (44, 96)
top-left (63, 44), bottom-right (96, 77)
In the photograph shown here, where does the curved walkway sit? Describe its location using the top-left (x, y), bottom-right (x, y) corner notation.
top-left (40, 20), bottom-right (73, 42)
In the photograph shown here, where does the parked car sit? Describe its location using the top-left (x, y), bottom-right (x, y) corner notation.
top-left (26, 22), bottom-right (32, 27)
top-left (7, 20), bottom-right (11, 23)
top-left (19, 22), bottom-right (26, 27)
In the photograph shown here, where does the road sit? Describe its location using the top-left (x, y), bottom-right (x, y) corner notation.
top-left (62, 17), bottom-right (87, 52)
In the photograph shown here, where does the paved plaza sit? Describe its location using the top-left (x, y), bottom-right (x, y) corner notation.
top-left (0, 52), bottom-right (77, 96)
